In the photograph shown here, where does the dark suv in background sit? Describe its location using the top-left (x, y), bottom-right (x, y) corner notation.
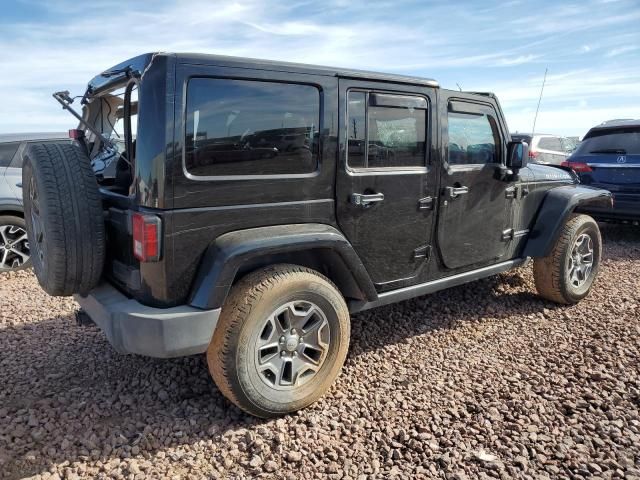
top-left (563, 119), bottom-right (640, 222)
top-left (0, 133), bottom-right (67, 271)
top-left (511, 133), bottom-right (576, 165)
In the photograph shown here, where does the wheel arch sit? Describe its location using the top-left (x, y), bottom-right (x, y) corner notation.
top-left (188, 223), bottom-right (377, 310)
top-left (523, 185), bottom-right (612, 258)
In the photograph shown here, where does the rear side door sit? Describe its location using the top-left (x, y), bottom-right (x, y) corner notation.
top-left (435, 93), bottom-right (516, 270)
top-left (336, 79), bottom-right (439, 289)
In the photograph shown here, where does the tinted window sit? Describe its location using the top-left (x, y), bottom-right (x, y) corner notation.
top-left (448, 113), bottom-right (499, 165)
top-left (185, 78), bottom-right (320, 177)
top-left (538, 136), bottom-right (563, 151)
top-left (574, 127), bottom-right (640, 155)
top-left (347, 92), bottom-right (366, 168)
top-left (511, 134), bottom-right (532, 144)
top-left (0, 142), bottom-right (20, 168)
top-left (347, 91), bottom-right (427, 169)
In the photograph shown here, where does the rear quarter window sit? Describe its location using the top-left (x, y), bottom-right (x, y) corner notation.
top-left (184, 78), bottom-right (321, 178)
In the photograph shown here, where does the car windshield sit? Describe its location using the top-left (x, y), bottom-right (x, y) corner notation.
top-left (574, 126), bottom-right (640, 155)
top-left (511, 134), bottom-right (532, 144)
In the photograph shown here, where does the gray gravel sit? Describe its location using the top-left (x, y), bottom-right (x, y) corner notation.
top-left (1, 224), bottom-right (639, 480)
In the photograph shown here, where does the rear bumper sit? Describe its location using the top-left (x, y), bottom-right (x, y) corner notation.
top-left (74, 283), bottom-right (220, 358)
top-left (586, 192), bottom-right (640, 220)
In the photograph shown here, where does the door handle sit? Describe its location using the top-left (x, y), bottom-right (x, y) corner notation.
top-left (445, 186), bottom-right (469, 198)
top-left (351, 192), bottom-right (384, 207)
top-left (16, 182), bottom-right (22, 188)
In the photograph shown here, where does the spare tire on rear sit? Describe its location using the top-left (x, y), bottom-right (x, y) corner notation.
top-left (22, 142), bottom-right (105, 296)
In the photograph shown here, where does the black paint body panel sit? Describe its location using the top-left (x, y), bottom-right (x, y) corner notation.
top-left (93, 53), bottom-right (611, 309)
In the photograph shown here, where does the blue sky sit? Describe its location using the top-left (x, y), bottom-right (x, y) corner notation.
top-left (1, 0), bottom-right (638, 137)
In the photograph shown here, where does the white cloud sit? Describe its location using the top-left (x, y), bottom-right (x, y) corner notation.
top-left (0, 0), bottom-right (638, 136)
top-left (605, 45), bottom-right (640, 57)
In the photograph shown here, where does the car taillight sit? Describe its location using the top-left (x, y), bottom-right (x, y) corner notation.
top-left (132, 213), bottom-right (161, 262)
top-left (528, 150), bottom-right (538, 159)
top-left (68, 129), bottom-right (84, 139)
top-left (561, 161), bottom-right (592, 172)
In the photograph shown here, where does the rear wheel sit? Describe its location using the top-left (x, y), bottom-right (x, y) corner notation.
top-left (0, 216), bottom-right (30, 271)
top-left (534, 214), bottom-right (602, 304)
top-left (207, 264), bottom-right (350, 418)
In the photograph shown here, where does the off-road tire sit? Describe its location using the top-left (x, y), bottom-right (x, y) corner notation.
top-left (0, 215), bottom-right (31, 271)
top-left (533, 214), bottom-right (602, 304)
top-left (22, 142), bottom-right (105, 296)
top-left (207, 264), bottom-right (350, 418)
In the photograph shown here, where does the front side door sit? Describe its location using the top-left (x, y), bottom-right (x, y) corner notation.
top-left (336, 80), bottom-right (438, 289)
top-left (436, 94), bottom-right (515, 270)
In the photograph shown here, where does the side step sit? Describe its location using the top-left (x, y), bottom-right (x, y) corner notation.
top-left (349, 258), bottom-right (527, 313)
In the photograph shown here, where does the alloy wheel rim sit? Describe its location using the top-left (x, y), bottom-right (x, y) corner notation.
top-left (0, 224), bottom-right (30, 270)
top-left (567, 233), bottom-right (594, 288)
top-left (254, 300), bottom-right (330, 390)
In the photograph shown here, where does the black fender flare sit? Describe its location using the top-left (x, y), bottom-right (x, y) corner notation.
top-left (188, 223), bottom-right (377, 310)
top-left (522, 185), bottom-right (612, 258)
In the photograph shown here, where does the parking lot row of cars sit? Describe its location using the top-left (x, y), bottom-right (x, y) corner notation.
top-left (0, 120), bottom-right (638, 273)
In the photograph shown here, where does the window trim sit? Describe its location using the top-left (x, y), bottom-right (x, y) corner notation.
top-left (345, 88), bottom-right (429, 174)
top-left (445, 100), bottom-right (504, 168)
top-left (181, 76), bottom-right (323, 182)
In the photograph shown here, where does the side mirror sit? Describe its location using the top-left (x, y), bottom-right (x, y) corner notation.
top-left (507, 140), bottom-right (529, 171)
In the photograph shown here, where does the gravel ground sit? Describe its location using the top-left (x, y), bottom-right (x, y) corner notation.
top-left (1, 224), bottom-right (639, 480)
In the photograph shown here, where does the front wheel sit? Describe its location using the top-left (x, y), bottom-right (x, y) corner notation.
top-left (207, 264), bottom-right (350, 418)
top-left (533, 214), bottom-right (602, 304)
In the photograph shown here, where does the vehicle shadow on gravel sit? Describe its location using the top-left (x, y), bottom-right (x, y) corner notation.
top-left (2, 225), bottom-right (637, 478)
top-left (1, 267), bottom-right (549, 479)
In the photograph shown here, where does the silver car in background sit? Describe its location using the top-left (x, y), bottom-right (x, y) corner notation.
top-left (511, 133), bottom-right (577, 165)
top-left (0, 132), bottom-right (68, 271)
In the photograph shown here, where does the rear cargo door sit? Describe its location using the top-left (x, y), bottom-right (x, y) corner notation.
top-left (572, 126), bottom-right (640, 193)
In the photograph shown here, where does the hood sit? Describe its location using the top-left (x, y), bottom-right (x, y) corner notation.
top-left (520, 163), bottom-right (577, 184)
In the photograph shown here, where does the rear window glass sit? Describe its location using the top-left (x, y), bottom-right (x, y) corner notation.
top-left (0, 142), bottom-right (20, 168)
top-left (511, 134), bottom-right (532, 144)
top-left (185, 78), bottom-right (320, 177)
top-left (538, 136), bottom-right (563, 151)
top-left (575, 127), bottom-right (640, 155)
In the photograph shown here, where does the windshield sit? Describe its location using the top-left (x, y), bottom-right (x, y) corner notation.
top-left (574, 127), bottom-right (640, 155)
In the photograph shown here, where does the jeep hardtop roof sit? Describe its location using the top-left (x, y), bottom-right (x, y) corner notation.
top-left (88, 52), bottom-right (440, 95)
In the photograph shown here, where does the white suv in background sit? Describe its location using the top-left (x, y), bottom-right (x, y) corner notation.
top-left (511, 133), bottom-right (577, 165)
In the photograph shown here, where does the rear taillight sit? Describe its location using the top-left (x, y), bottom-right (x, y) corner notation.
top-left (132, 213), bottom-right (161, 262)
top-left (68, 129), bottom-right (84, 140)
top-left (561, 161), bottom-right (592, 173)
top-left (528, 150), bottom-right (539, 159)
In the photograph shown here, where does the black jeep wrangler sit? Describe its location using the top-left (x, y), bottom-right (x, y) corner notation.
top-left (23, 53), bottom-right (612, 417)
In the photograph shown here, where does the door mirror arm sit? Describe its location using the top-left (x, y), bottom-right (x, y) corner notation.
top-left (494, 164), bottom-right (518, 182)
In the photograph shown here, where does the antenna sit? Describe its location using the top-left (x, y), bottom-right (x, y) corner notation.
top-left (531, 67), bottom-right (548, 135)
top-left (456, 83), bottom-right (462, 92)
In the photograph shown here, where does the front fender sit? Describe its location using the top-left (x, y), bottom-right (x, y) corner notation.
top-left (523, 185), bottom-right (612, 258)
top-left (188, 223), bottom-right (377, 310)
